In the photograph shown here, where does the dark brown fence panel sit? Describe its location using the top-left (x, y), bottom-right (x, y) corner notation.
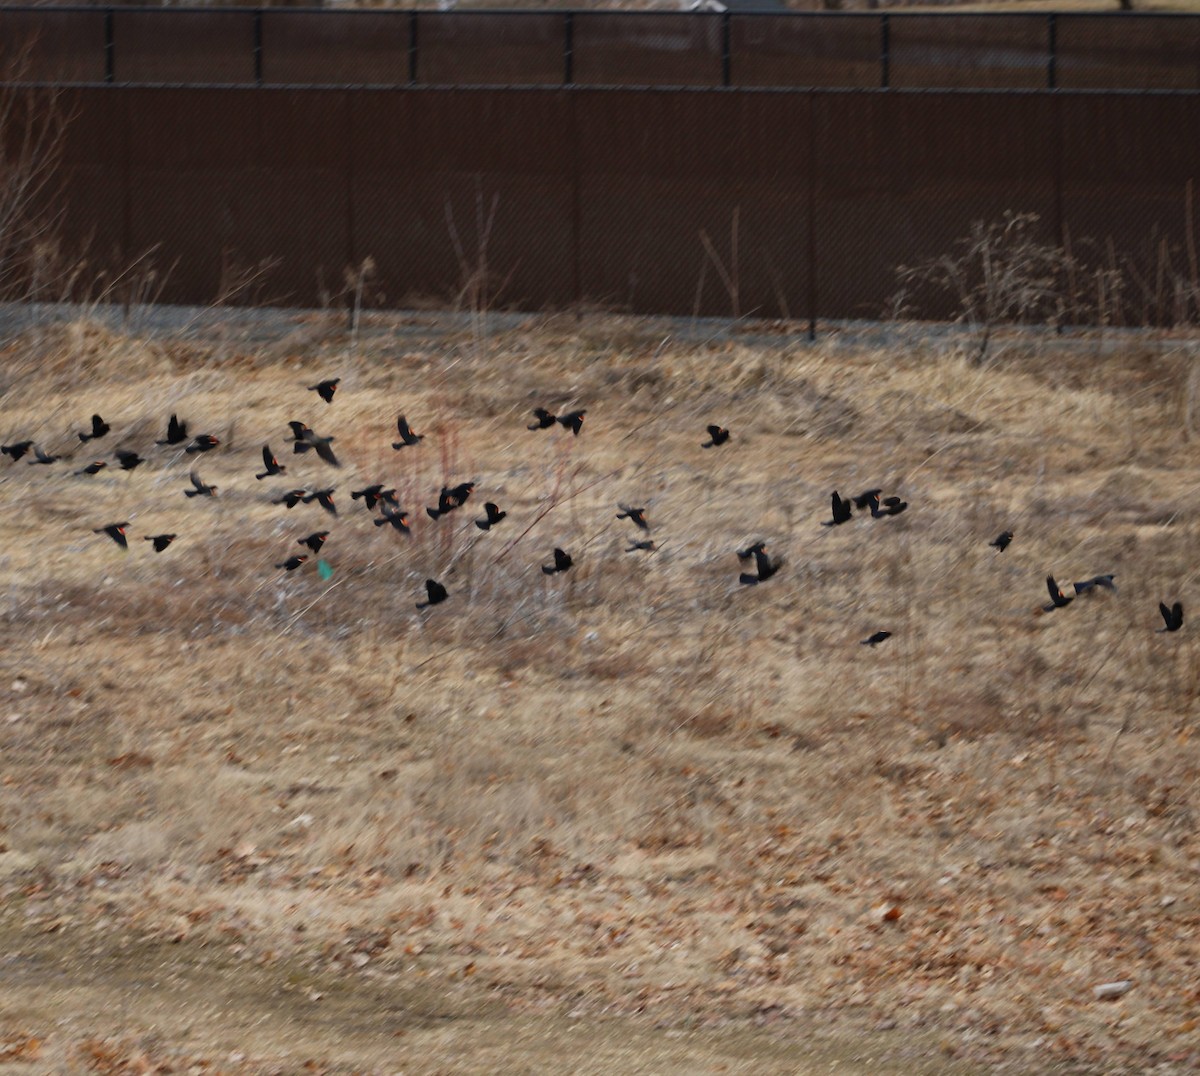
top-left (1060, 94), bottom-right (1200, 324)
top-left (812, 92), bottom-right (1059, 320)
top-left (125, 88), bottom-right (350, 304)
top-left (889, 15), bottom-right (1049, 89)
top-left (1057, 15), bottom-right (1200, 90)
top-left (417, 13), bottom-right (564, 85)
top-left (731, 14), bottom-right (881, 88)
top-left (113, 10), bottom-right (255, 85)
top-left (262, 11), bottom-right (411, 86)
top-left (575, 90), bottom-right (811, 317)
top-left (0, 9), bottom-right (105, 84)
top-left (572, 14), bottom-right (723, 87)
top-left (350, 90), bottom-right (575, 309)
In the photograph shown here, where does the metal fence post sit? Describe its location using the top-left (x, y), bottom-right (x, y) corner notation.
top-left (564, 12), bottom-right (574, 86)
top-left (409, 11), bottom-right (419, 85)
top-left (880, 14), bottom-right (890, 89)
top-left (721, 12), bottom-right (732, 88)
top-left (104, 8), bottom-right (115, 84)
top-left (1047, 13), bottom-right (1057, 89)
top-left (254, 9), bottom-right (263, 86)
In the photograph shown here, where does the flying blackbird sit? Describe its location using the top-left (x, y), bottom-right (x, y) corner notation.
top-left (114, 450), bottom-right (144, 471)
top-left (272, 489), bottom-right (307, 509)
top-left (1073, 573), bottom-right (1117, 595)
top-left (185, 434), bottom-right (220, 454)
top-left (74, 460), bottom-right (106, 476)
top-left (740, 548), bottom-right (782, 585)
top-left (374, 503), bottom-right (412, 535)
top-left (303, 488), bottom-right (337, 516)
top-left (308, 378), bottom-right (340, 404)
top-left (392, 415), bottom-right (424, 449)
top-left (28, 445), bottom-right (58, 465)
top-left (277, 555), bottom-right (308, 572)
top-left (823, 491), bottom-right (853, 527)
top-left (558, 410), bottom-right (586, 436)
top-left (156, 413), bottom-right (188, 446)
top-left (701, 425), bottom-right (730, 448)
top-left (286, 421), bottom-right (312, 451)
top-left (299, 531), bottom-right (329, 553)
top-left (877, 495), bottom-right (908, 517)
top-left (427, 482), bottom-right (475, 520)
top-left (256, 445), bottom-right (285, 480)
top-left (990, 530), bottom-right (1013, 552)
top-left (475, 502), bottom-right (507, 530)
top-left (617, 505), bottom-right (650, 531)
top-left (289, 424), bottom-right (340, 467)
top-left (351, 484), bottom-right (393, 511)
top-left (416, 578), bottom-right (448, 609)
top-left (737, 541), bottom-right (767, 560)
top-left (851, 489), bottom-right (883, 510)
top-left (1043, 575), bottom-right (1074, 611)
top-left (93, 522), bottom-right (129, 549)
top-left (144, 534), bottom-right (175, 553)
top-left (1, 440), bottom-right (32, 461)
top-left (78, 414), bottom-right (110, 442)
top-left (528, 408), bottom-right (557, 430)
top-left (542, 548), bottom-right (573, 574)
top-left (626, 540), bottom-right (657, 553)
top-left (861, 630), bottom-right (892, 647)
top-left (1159, 601), bottom-right (1184, 633)
top-left (184, 471), bottom-right (217, 497)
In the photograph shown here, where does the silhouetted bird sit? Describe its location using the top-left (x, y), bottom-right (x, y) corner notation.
top-left (617, 505), bottom-right (649, 531)
top-left (299, 531), bottom-right (329, 554)
top-left (144, 534), bottom-right (175, 553)
top-left (542, 548), bottom-right (573, 574)
top-left (823, 492), bottom-right (853, 527)
top-left (1043, 575), bottom-right (1074, 611)
top-left (308, 378), bottom-right (340, 404)
top-left (28, 446), bottom-right (58, 465)
top-left (114, 450), bottom-right (144, 471)
top-left (185, 434), bottom-right (220, 454)
top-left (184, 471), bottom-right (217, 498)
top-left (475, 502), bottom-right (506, 531)
top-left (303, 488), bottom-right (337, 516)
top-left (1, 440), bottom-right (32, 461)
top-left (156, 413), bottom-right (188, 446)
top-left (286, 421), bottom-right (312, 451)
top-left (78, 414), bottom-right (110, 443)
top-left (1073, 573), bottom-right (1117, 595)
top-left (990, 530), bottom-right (1013, 552)
top-left (93, 522), bottom-right (129, 549)
top-left (257, 445), bottom-right (285, 480)
top-left (277, 555), bottom-right (307, 572)
top-left (626, 540), bottom-right (657, 553)
top-left (528, 408), bottom-right (557, 430)
top-left (737, 541), bottom-right (767, 560)
top-left (374, 503), bottom-right (412, 535)
top-left (852, 489), bottom-right (882, 510)
top-left (558, 410), bottom-right (586, 436)
top-left (740, 547), bottom-right (782, 585)
top-left (416, 578), bottom-right (448, 609)
top-left (427, 482), bottom-right (475, 520)
top-left (392, 415), bottom-right (424, 449)
top-left (288, 423), bottom-right (339, 467)
top-left (272, 489), bottom-right (307, 509)
top-left (877, 495), bottom-right (908, 517)
top-left (352, 484), bottom-right (393, 512)
top-left (74, 460), bottom-right (106, 476)
top-left (1159, 601), bottom-right (1184, 633)
top-left (861, 630), bottom-right (892, 647)
top-left (701, 425), bottom-right (730, 448)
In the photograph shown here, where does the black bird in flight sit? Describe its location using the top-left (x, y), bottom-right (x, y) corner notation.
top-left (737, 541), bottom-right (767, 560)
top-left (144, 534), bottom-right (176, 553)
top-left (185, 434), bottom-right (220, 454)
top-left (392, 415), bottom-right (424, 449)
top-left (1043, 575), bottom-right (1074, 611)
top-left (299, 531), bottom-right (329, 554)
top-left (303, 488), bottom-right (337, 516)
top-left (542, 548), bottom-right (574, 574)
top-left (1073, 573), bottom-right (1117, 595)
top-left (617, 505), bottom-right (650, 531)
top-left (93, 522), bottom-right (129, 549)
top-left (476, 502), bottom-right (507, 531)
top-left (184, 471), bottom-right (217, 498)
top-left (876, 495), bottom-right (908, 517)
top-left (287, 422), bottom-right (340, 467)
top-left (626, 540), bottom-right (658, 553)
top-left (257, 445), bottom-right (286, 480)
top-left (701, 425), bottom-right (730, 448)
top-left (28, 445), bottom-right (58, 465)
top-left (558, 410), bottom-right (586, 436)
top-left (74, 460), bottom-right (106, 476)
top-left (416, 578), bottom-right (448, 609)
top-left (852, 489), bottom-right (882, 510)
top-left (277, 555), bottom-right (308, 572)
top-left (861, 630), bottom-right (892, 647)
top-left (1, 440), bottom-right (32, 461)
top-left (308, 378), bottom-right (340, 404)
top-left (1159, 601), bottom-right (1184, 633)
top-left (273, 489), bottom-right (307, 509)
top-left (427, 482), bottom-right (475, 520)
top-left (740, 547), bottom-right (782, 585)
top-left (114, 450), bottom-right (144, 471)
top-left (78, 414), bottom-right (110, 443)
top-left (351, 484), bottom-right (394, 512)
top-left (528, 408), bottom-right (557, 430)
top-left (156, 413), bottom-right (188, 446)
top-left (374, 503), bottom-right (412, 535)
top-left (823, 492), bottom-right (853, 527)
top-left (990, 530), bottom-right (1013, 552)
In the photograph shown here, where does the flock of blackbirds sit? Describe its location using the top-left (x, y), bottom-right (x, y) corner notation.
top-left (0, 376), bottom-right (1186, 638)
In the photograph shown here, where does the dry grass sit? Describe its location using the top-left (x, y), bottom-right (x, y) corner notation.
top-left (0, 307), bottom-right (1199, 1072)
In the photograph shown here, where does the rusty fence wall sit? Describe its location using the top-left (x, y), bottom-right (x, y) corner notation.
top-left (40, 85), bottom-right (1200, 323)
